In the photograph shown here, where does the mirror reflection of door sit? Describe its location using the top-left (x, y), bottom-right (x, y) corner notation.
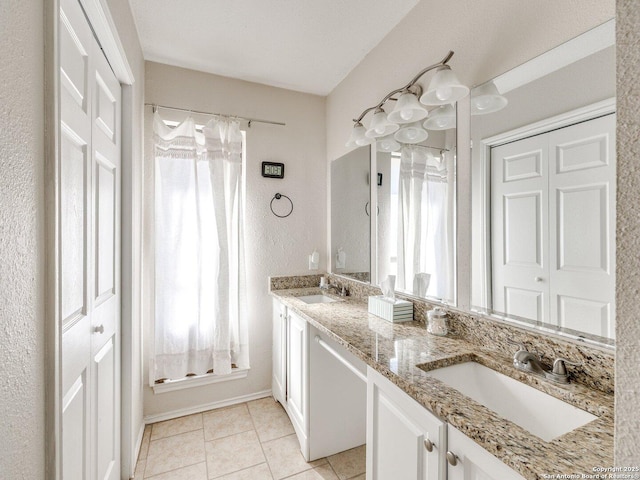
top-left (491, 113), bottom-right (615, 338)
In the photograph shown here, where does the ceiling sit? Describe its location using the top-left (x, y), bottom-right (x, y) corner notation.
top-left (129, 0), bottom-right (420, 96)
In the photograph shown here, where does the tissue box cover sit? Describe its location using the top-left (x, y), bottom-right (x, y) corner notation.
top-left (368, 295), bottom-right (413, 323)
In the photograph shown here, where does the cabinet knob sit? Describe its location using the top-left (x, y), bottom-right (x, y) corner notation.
top-left (94, 324), bottom-right (105, 334)
top-left (446, 451), bottom-right (458, 466)
top-left (534, 276), bottom-right (543, 282)
top-left (424, 439), bottom-right (434, 453)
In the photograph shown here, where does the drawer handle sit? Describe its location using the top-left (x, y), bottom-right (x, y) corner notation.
top-left (446, 451), bottom-right (458, 466)
top-left (424, 439), bottom-right (434, 453)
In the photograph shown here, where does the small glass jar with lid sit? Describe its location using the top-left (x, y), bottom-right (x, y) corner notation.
top-left (427, 307), bottom-right (448, 336)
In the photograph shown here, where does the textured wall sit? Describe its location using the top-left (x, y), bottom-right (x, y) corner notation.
top-left (143, 62), bottom-right (326, 418)
top-left (0, 1), bottom-right (45, 478)
top-left (615, 0), bottom-right (640, 466)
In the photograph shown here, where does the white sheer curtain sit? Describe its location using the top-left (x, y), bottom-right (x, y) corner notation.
top-left (396, 146), bottom-right (454, 300)
top-left (153, 112), bottom-right (249, 381)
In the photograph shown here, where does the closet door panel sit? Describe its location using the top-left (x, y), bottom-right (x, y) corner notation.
top-left (491, 135), bottom-right (549, 322)
top-left (548, 114), bottom-right (616, 337)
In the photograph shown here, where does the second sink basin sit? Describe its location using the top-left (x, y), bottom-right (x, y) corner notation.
top-left (297, 294), bottom-right (338, 304)
top-left (420, 361), bottom-right (597, 441)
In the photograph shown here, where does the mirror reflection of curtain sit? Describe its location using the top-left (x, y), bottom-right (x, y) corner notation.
top-left (396, 146), bottom-right (454, 300)
top-left (153, 112), bottom-right (249, 381)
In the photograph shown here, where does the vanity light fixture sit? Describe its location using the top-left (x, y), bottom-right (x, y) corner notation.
top-left (346, 121), bottom-right (374, 147)
top-left (420, 65), bottom-right (469, 105)
top-left (346, 51), bottom-right (468, 148)
top-left (394, 121), bottom-right (429, 144)
top-left (365, 107), bottom-right (400, 139)
top-left (376, 134), bottom-right (401, 153)
top-left (423, 104), bottom-right (456, 130)
top-left (387, 91), bottom-right (429, 124)
top-left (470, 80), bottom-right (508, 115)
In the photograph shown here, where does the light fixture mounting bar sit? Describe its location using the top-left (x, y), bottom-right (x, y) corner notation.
top-left (353, 50), bottom-right (454, 123)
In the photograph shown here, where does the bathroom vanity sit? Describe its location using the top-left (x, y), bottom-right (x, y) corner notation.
top-left (270, 276), bottom-right (613, 480)
top-left (272, 294), bottom-right (367, 462)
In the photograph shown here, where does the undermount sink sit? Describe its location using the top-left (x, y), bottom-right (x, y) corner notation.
top-left (297, 294), bottom-right (339, 305)
top-left (420, 361), bottom-right (597, 442)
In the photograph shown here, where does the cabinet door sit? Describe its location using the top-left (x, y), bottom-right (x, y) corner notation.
top-left (287, 311), bottom-right (308, 443)
top-left (367, 368), bottom-right (445, 480)
top-left (446, 425), bottom-right (525, 480)
top-left (272, 299), bottom-right (287, 405)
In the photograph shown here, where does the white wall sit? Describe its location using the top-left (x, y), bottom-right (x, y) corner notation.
top-left (143, 62), bottom-right (326, 418)
top-left (0, 1), bottom-right (45, 478)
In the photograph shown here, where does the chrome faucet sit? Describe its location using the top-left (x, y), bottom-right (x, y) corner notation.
top-left (507, 339), bottom-right (581, 384)
top-left (545, 358), bottom-right (582, 384)
top-left (509, 340), bottom-right (549, 376)
top-left (320, 283), bottom-right (347, 297)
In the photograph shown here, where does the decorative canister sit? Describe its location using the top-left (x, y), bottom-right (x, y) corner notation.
top-left (427, 307), bottom-right (448, 336)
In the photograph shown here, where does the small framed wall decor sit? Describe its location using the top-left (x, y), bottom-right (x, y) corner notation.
top-left (262, 161), bottom-right (285, 179)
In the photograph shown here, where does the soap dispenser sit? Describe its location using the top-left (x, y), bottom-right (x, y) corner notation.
top-left (308, 249), bottom-right (319, 270)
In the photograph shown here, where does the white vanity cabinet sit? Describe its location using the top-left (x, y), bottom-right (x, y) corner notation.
top-left (446, 425), bottom-right (526, 480)
top-left (366, 368), bottom-right (525, 480)
top-left (272, 298), bottom-right (367, 461)
top-left (367, 367), bottom-right (446, 480)
top-left (272, 299), bottom-right (287, 405)
top-left (271, 299), bottom-right (309, 455)
top-left (286, 309), bottom-right (309, 449)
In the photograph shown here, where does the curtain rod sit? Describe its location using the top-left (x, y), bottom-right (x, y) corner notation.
top-left (145, 103), bottom-right (286, 127)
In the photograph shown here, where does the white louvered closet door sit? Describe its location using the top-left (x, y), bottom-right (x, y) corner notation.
top-left (59, 0), bottom-right (122, 477)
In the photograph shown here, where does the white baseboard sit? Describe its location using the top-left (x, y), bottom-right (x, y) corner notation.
top-left (143, 389), bottom-right (273, 425)
top-left (130, 422), bottom-right (146, 479)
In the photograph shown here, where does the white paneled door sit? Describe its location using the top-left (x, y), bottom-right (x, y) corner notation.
top-left (491, 114), bottom-right (615, 338)
top-left (60, 0), bottom-right (121, 478)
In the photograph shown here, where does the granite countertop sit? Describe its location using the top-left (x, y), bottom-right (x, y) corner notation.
top-left (270, 287), bottom-right (614, 480)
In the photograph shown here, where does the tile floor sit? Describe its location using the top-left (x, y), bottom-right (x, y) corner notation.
top-left (135, 397), bottom-right (366, 480)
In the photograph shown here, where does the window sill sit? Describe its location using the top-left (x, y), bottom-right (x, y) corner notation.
top-left (152, 368), bottom-right (250, 394)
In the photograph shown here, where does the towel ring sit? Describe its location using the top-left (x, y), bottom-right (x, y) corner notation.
top-left (270, 193), bottom-right (294, 218)
top-left (365, 201), bottom-right (379, 217)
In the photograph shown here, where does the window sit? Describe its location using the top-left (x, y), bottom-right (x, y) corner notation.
top-left (151, 113), bottom-right (249, 390)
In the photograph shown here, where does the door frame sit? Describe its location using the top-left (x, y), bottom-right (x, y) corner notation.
top-left (475, 97), bottom-right (616, 312)
top-left (44, 0), bottom-right (136, 478)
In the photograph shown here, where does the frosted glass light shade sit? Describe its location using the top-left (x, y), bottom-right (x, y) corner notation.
top-left (365, 108), bottom-right (399, 138)
top-left (420, 66), bottom-right (469, 106)
top-left (346, 122), bottom-right (373, 147)
top-left (471, 81), bottom-right (508, 115)
top-left (394, 121), bottom-right (428, 144)
top-left (387, 92), bottom-right (429, 124)
top-left (423, 104), bottom-right (456, 130)
top-left (377, 134), bottom-right (401, 152)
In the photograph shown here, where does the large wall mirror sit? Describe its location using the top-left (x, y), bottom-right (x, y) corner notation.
top-left (470, 20), bottom-right (616, 346)
top-left (331, 146), bottom-right (371, 282)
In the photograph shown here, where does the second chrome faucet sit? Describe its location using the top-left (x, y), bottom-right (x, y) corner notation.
top-left (508, 339), bottom-right (581, 384)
